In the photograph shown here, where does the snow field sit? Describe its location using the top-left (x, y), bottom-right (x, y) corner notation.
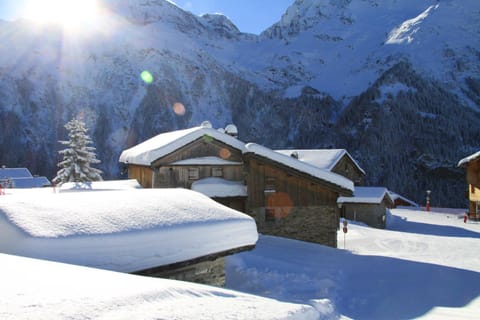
top-left (226, 207), bottom-right (480, 319)
top-left (0, 253), bottom-right (317, 320)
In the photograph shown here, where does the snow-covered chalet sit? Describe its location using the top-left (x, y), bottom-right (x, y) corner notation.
top-left (458, 151), bottom-right (480, 220)
top-left (119, 122), bottom-right (354, 247)
top-left (0, 183), bottom-right (257, 287)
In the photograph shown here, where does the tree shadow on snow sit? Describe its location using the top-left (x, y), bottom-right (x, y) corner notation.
top-left (337, 253), bottom-right (480, 320)
top-left (388, 216), bottom-right (480, 238)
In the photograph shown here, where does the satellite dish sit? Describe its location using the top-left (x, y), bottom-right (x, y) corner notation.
top-left (225, 124), bottom-right (238, 137)
top-left (201, 120), bottom-right (213, 128)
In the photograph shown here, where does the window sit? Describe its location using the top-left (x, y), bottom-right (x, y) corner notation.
top-left (264, 177), bottom-right (276, 193)
top-left (265, 207), bottom-right (276, 221)
top-left (212, 167), bottom-right (223, 177)
top-left (188, 168), bottom-right (199, 180)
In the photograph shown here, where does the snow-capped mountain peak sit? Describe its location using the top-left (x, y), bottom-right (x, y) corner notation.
top-left (199, 13), bottom-right (242, 39)
top-left (0, 0), bottom-right (479, 207)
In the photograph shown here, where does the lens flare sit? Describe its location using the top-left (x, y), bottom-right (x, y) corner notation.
top-left (173, 102), bottom-right (186, 116)
top-left (24, 0), bottom-right (100, 30)
top-left (267, 192), bottom-right (293, 218)
top-left (140, 71), bottom-right (154, 84)
top-left (219, 148), bottom-right (232, 160)
top-left (203, 135), bottom-right (213, 143)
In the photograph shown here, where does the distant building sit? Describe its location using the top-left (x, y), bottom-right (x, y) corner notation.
top-left (458, 151), bottom-right (480, 220)
top-left (337, 187), bottom-right (394, 229)
top-left (119, 122), bottom-right (354, 247)
top-left (388, 190), bottom-right (419, 208)
top-left (0, 166), bottom-right (50, 188)
top-left (275, 149), bottom-right (366, 185)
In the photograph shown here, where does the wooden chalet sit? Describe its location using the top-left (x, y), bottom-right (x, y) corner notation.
top-left (337, 187), bottom-right (394, 229)
top-left (276, 149), bottom-right (366, 185)
top-left (244, 144), bottom-right (353, 247)
top-left (120, 122), bottom-right (248, 211)
top-left (119, 122), bottom-right (355, 247)
top-left (458, 151), bottom-right (480, 220)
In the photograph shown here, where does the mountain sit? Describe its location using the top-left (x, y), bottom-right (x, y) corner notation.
top-left (0, 0), bottom-right (478, 207)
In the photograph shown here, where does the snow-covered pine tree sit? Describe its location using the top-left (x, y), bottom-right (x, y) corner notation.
top-left (53, 118), bottom-right (103, 184)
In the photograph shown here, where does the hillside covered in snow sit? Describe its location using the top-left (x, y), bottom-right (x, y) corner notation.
top-left (0, 0), bottom-right (479, 206)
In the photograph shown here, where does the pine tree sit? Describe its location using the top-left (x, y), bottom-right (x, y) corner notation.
top-left (53, 118), bottom-right (103, 184)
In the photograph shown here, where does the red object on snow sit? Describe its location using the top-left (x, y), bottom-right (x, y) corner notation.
top-left (343, 227), bottom-right (348, 234)
top-left (464, 214), bottom-right (468, 223)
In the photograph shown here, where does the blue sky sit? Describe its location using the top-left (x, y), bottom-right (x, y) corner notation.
top-left (0, 0), bottom-right (293, 34)
top-left (171, 0), bottom-right (293, 34)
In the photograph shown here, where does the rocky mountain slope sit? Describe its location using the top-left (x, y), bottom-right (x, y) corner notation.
top-left (0, 0), bottom-right (478, 207)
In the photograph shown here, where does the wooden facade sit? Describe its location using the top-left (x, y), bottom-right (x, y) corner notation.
top-left (244, 154), bottom-right (352, 247)
top-left (460, 155), bottom-right (480, 219)
top-left (127, 164), bottom-right (153, 188)
top-left (331, 155), bottom-right (365, 186)
top-left (154, 138), bottom-right (243, 187)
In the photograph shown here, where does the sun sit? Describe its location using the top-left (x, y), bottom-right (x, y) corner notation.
top-left (24, 0), bottom-right (100, 29)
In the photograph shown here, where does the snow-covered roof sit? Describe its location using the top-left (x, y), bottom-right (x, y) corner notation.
top-left (0, 253), bottom-right (317, 320)
top-left (192, 177), bottom-right (247, 198)
top-left (388, 191), bottom-right (419, 207)
top-left (0, 167), bottom-right (32, 178)
top-left (276, 149), bottom-right (366, 174)
top-left (119, 124), bottom-right (246, 166)
top-left (6, 177), bottom-right (51, 188)
top-left (245, 143), bottom-right (354, 192)
top-left (170, 156), bottom-right (242, 166)
top-left (59, 179), bottom-right (142, 192)
top-left (0, 188), bottom-right (257, 272)
top-left (337, 187), bottom-right (392, 204)
top-left (458, 151), bottom-right (480, 167)
top-left (119, 125), bottom-right (355, 192)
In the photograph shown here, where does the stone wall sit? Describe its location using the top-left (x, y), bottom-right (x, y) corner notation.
top-left (134, 257), bottom-right (226, 287)
top-left (253, 205), bottom-right (338, 247)
top-left (343, 203), bottom-right (386, 229)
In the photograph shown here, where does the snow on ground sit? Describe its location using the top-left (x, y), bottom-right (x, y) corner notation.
top-left (59, 179), bottom-right (143, 191)
top-left (0, 187), bottom-right (257, 272)
top-left (1, 186), bottom-right (479, 319)
top-left (226, 207), bottom-right (480, 319)
top-left (0, 253), bottom-right (317, 320)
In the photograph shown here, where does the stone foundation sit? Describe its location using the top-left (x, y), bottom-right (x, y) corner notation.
top-left (253, 205), bottom-right (338, 247)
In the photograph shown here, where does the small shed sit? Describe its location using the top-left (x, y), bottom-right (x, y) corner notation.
top-left (0, 188), bottom-right (257, 286)
top-left (275, 149), bottom-right (366, 185)
top-left (458, 151), bottom-right (480, 219)
top-left (337, 187), bottom-right (394, 229)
